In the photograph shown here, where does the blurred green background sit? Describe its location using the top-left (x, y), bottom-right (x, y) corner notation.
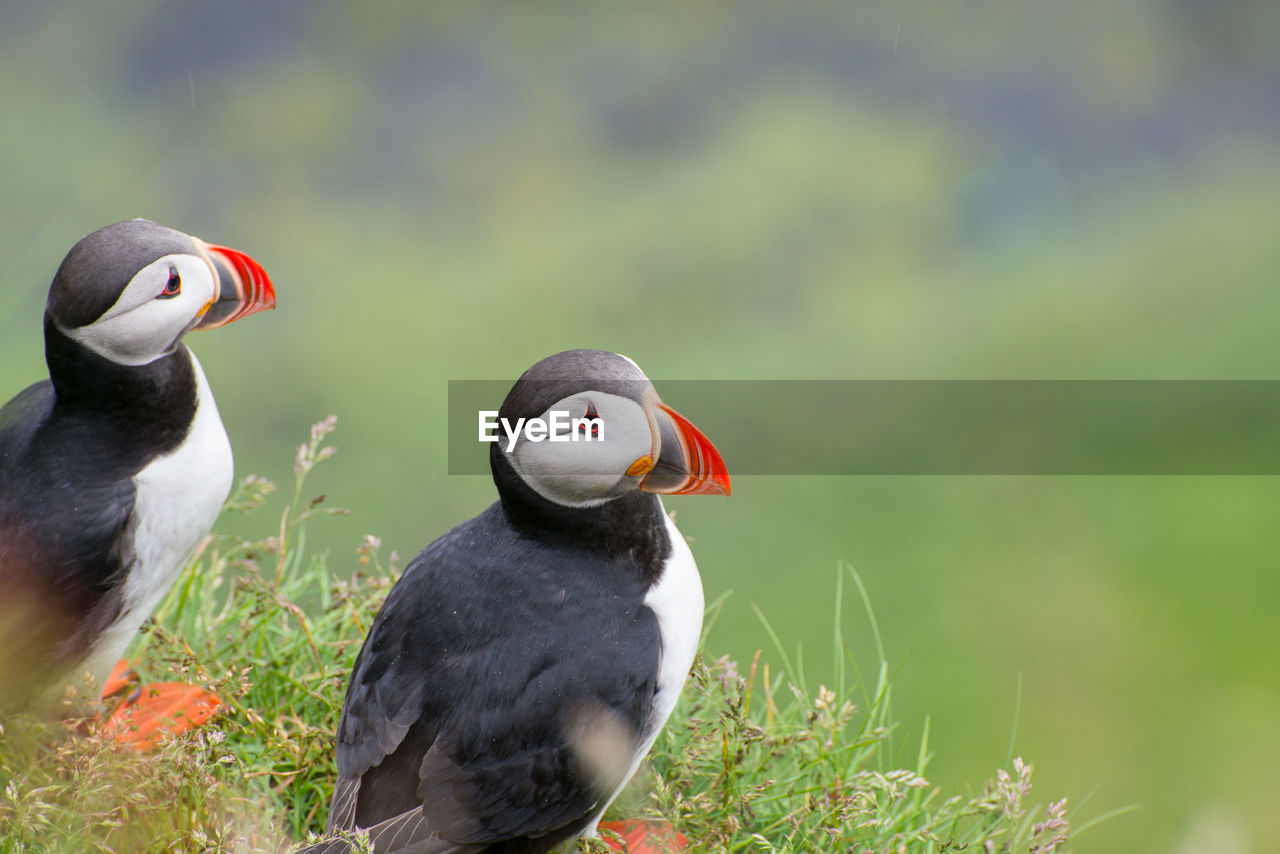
top-left (3, 2), bottom-right (1278, 852)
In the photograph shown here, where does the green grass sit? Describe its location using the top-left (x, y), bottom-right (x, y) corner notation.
top-left (0, 419), bottom-right (1092, 853)
top-left (610, 562), bottom-right (1093, 854)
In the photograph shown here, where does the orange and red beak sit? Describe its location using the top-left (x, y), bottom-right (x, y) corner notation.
top-left (193, 241), bottom-right (276, 330)
top-left (636, 400), bottom-right (731, 497)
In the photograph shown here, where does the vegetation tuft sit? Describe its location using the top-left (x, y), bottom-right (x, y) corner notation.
top-left (0, 419), bottom-right (1090, 853)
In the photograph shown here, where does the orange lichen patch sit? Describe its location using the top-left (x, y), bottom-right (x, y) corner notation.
top-left (101, 660), bottom-right (221, 750)
top-left (598, 820), bottom-right (688, 853)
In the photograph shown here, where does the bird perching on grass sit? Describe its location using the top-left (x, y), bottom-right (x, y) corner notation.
top-left (310, 349), bottom-right (730, 854)
top-left (0, 219), bottom-right (276, 711)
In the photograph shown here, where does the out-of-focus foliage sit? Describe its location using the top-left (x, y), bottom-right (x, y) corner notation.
top-left (2, 3), bottom-right (1278, 852)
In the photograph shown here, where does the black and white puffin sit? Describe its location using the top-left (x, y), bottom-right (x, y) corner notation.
top-left (312, 349), bottom-right (730, 854)
top-left (0, 219), bottom-right (275, 709)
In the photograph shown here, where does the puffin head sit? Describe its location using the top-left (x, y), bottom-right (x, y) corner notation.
top-left (46, 219), bottom-right (276, 366)
top-left (492, 349), bottom-right (731, 509)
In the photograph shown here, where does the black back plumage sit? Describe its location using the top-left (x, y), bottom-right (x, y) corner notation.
top-left (327, 498), bottom-right (670, 853)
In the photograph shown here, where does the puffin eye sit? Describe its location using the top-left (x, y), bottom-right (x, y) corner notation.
top-left (578, 402), bottom-right (601, 436)
top-left (157, 268), bottom-right (181, 299)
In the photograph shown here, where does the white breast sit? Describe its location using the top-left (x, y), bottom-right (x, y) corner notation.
top-left (642, 505), bottom-right (705, 741)
top-left (79, 350), bottom-right (233, 692)
top-left (588, 500), bottom-right (704, 832)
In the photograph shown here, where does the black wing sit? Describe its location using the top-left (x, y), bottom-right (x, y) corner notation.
top-left (0, 380), bottom-right (56, 461)
top-left (0, 381), bottom-right (136, 702)
top-left (327, 504), bottom-right (661, 853)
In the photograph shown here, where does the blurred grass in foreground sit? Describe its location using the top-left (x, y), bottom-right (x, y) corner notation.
top-left (0, 419), bottom-right (1107, 852)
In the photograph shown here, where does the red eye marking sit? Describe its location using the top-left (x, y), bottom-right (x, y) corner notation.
top-left (157, 268), bottom-right (181, 299)
top-left (578, 402), bottom-right (601, 436)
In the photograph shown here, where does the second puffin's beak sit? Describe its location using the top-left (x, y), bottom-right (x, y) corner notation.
top-left (637, 401), bottom-right (731, 496)
top-left (193, 240), bottom-right (276, 330)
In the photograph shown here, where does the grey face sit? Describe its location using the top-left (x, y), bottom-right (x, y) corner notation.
top-left (46, 220), bottom-right (222, 366)
top-left (498, 351), bottom-right (658, 507)
top-left (495, 349), bottom-right (733, 506)
top-left (505, 388), bottom-right (659, 507)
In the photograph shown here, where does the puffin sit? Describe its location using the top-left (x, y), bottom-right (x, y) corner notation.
top-left (0, 219), bottom-right (275, 710)
top-left (311, 349), bottom-right (730, 854)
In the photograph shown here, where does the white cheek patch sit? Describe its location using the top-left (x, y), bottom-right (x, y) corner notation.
top-left (62, 254), bottom-right (218, 366)
top-left (510, 392), bottom-right (654, 507)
